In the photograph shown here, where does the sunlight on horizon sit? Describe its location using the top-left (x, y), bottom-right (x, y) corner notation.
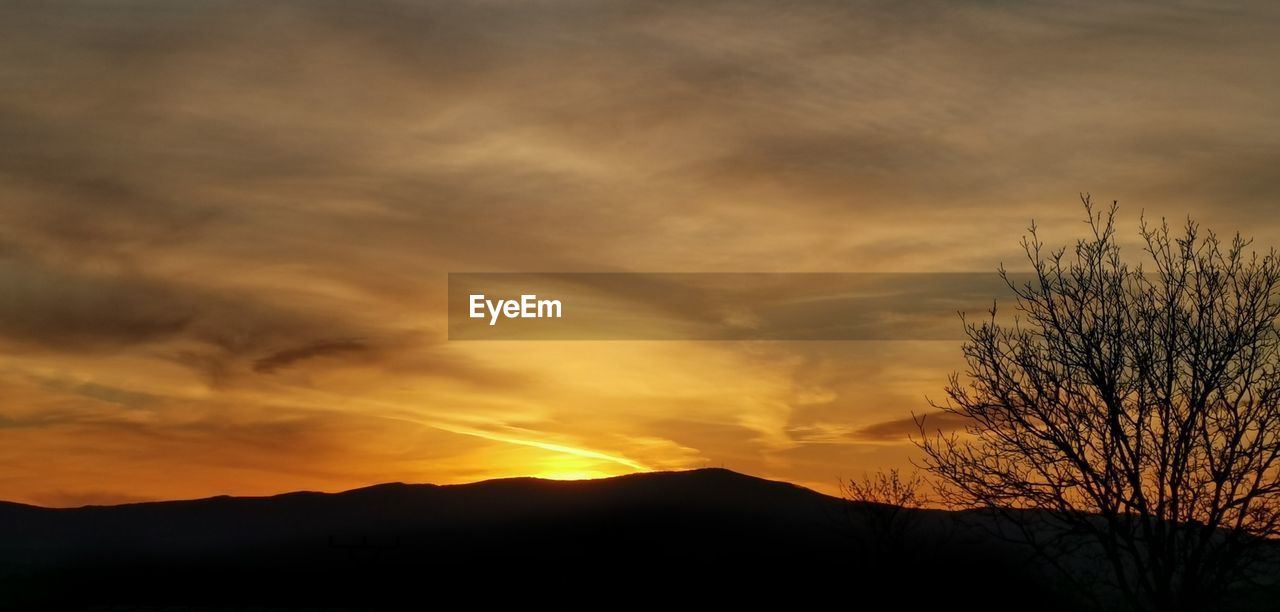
top-left (531, 470), bottom-right (618, 481)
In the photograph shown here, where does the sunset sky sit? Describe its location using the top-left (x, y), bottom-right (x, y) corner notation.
top-left (2, 0), bottom-right (1279, 506)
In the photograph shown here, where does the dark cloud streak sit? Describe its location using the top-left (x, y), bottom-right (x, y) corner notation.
top-left (253, 339), bottom-right (369, 374)
top-left (856, 411), bottom-right (970, 441)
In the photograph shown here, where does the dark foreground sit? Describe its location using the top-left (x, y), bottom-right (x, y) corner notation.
top-left (0, 469), bottom-right (1139, 610)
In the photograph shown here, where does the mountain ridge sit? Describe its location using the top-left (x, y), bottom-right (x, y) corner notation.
top-left (1, 467), bottom-right (815, 511)
top-left (0, 467), bottom-right (1061, 609)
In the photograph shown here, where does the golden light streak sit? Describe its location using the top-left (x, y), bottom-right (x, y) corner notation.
top-left (426, 423), bottom-right (650, 472)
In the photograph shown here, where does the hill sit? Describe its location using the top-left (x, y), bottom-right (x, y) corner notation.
top-left (0, 468), bottom-right (1058, 609)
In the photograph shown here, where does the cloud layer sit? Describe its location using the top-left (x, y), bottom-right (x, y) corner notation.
top-left (1, 0), bottom-right (1278, 504)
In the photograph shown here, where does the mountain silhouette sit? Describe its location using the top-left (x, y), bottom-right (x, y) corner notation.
top-left (0, 468), bottom-right (1062, 609)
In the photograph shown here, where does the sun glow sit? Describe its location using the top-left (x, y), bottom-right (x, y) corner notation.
top-left (528, 453), bottom-right (642, 481)
top-left (533, 470), bottom-right (614, 481)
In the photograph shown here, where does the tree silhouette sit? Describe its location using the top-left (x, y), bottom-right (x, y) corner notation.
top-left (919, 196), bottom-right (1280, 612)
top-left (842, 468), bottom-right (928, 556)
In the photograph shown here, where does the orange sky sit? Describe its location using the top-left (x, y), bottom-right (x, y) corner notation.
top-left (2, 0), bottom-right (1280, 506)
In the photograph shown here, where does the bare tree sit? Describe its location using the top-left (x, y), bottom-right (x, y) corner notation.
top-left (843, 468), bottom-right (928, 551)
top-left (919, 196), bottom-right (1280, 612)
top-left (845, 468), bottom-right (928, 510)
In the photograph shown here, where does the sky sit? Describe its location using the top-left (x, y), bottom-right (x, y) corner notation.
top-left (1, 0), bottom-right (1279, 506)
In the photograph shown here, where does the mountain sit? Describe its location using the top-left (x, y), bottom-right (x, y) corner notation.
top-left (0, 468), bottom-right (1058, 609)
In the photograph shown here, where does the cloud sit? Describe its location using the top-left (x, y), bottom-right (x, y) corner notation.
top-left (36, 377), bottom-right (161, 409)
top-left (0, 256), bottom-right (193, 350)
top-left (856, 411), bottom-right (971, 442)
top-left (0, 0), bottom-right (1277, 502)
top-left (252, 339), bottom-right (370, 374)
